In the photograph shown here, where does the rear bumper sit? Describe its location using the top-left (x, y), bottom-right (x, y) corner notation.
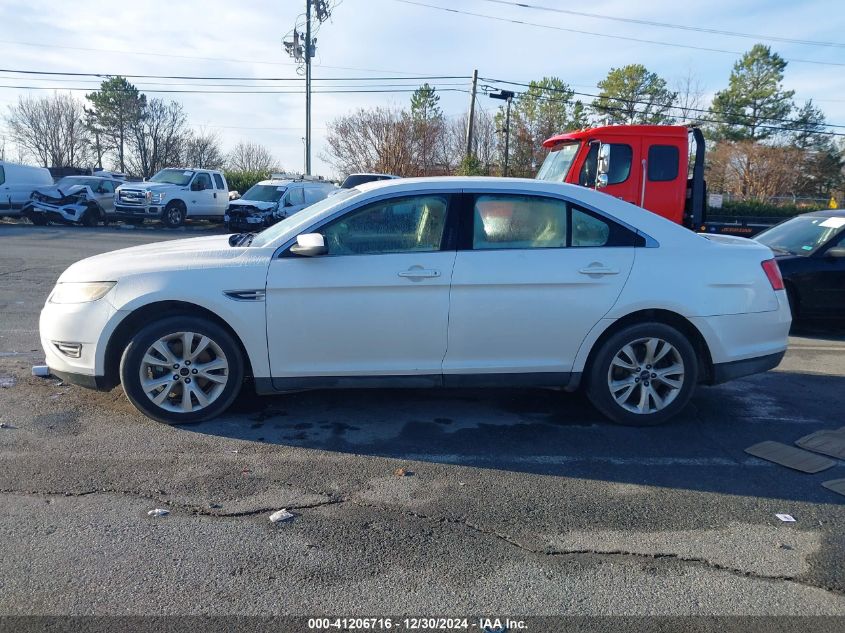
top-left (710, 350), bottom-right (786, 385)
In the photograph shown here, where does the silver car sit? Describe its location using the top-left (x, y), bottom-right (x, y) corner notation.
top-left (26, 176), bottom-right (121, 226)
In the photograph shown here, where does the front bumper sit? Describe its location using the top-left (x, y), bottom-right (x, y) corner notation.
top-left (51, 369), bottom-right (114, 391)
top-left (115, 204), bottom-right (161, 218)
top-left (28, 201), bottom-right (88, 223)
top-left (224, 213), bottom-right (272, 233)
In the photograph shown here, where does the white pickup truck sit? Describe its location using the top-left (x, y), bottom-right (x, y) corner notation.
top-left (114, 168), bottom-right (229, 227)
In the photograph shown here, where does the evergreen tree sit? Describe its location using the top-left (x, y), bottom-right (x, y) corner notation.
top-left (85, 77), bottom-right (146, 172)
top-left (591, 64), bottom-right (676, 125)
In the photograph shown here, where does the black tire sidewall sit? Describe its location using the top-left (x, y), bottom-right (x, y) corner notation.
top-left (586, 322), bottom-right (699, 426)
top-left (120, 316), bottom-right (244, 424)
top-left (163, 202), bottom-right (186, 228)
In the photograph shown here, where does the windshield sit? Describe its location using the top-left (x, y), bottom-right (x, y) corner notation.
top-left (250, 188), bottom-right (360, 248)
top-left (755, 215), bottom-right (845, 256)
top-left (242, 184), bottom-right (285, 203)
top-left (149, 169), bottom-right (194, 186)
top-left (56, 177), bottom-right (101, 189)
top-left (536, 142), bottom-right (580, 183)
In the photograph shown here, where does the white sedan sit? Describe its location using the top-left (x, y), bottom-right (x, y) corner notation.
top-left (39, 177), bottom-right (791, 426)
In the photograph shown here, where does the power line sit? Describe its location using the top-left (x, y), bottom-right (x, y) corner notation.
top-left (480, 77), bottom-right (845, 130)
top-left (0, 68), bottom-right (470, 82)
top-left (389, 0), bottom-right (845, 67)
top-left (0, 84), bottom-right (469, 95)
top-left (475, 0), bottom-right (845, 49)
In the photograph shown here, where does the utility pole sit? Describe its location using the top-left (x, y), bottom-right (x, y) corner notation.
top-left (489, 89), bottom-right (514, 176)
top-left (464, 69), bottom-right (478, 159)
top-left (304, 0), bottom-right (312, 175)
top-left (284, 1), bottom-right (332, 176)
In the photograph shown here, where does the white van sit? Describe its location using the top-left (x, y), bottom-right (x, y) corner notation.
top-left (0, 161), bottom-right (54, 217)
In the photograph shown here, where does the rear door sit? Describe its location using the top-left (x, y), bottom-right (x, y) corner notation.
top-left (641, 139), bottom-right (686, 223)
top-left (211, 173), bottom-right (227, 215)
top-left (443, 191), bottom-right (638, 381)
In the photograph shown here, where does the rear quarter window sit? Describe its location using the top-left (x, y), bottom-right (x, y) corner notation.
top-left (213, 173), bottom-right (225, 190)
top-left (647, 145), bottom-right (680, 182)
top-left (0, 165), bottom-right (5, 186)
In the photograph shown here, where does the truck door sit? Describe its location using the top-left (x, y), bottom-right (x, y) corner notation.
top-left (578, 139), bottom-right (639, 206)
top-left (640, 140), bottom-right (686, 224)
top-left (212, 173), bottom-right (228, 216)
top-left (188, 172), bottom-right (215, 215)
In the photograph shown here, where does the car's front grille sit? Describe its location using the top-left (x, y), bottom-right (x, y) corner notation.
top-left (118, 189), bottom-right (146, 205)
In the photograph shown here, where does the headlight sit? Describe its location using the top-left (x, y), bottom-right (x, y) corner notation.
top-left (49, 281), bottom-right (116, 304)
top-left (145, 191), bottom-right (152, 202)
top-left (151, 192), bottom-right (166, 203)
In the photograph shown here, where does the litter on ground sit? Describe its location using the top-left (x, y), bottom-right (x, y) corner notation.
top-left (147, 508), bottom-right (170, 517)
top-left (269, 509), bottom-right (294, 523)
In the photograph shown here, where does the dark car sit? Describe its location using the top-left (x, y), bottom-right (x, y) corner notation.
top-left (755, 209), bottom-right (845, 321)
top-left (338, 173), bottom-right (399, 189)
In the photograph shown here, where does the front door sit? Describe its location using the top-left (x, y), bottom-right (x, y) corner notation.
top-left (578, 139), bottom-right (640, 206)
top-left (189, 172), bottom-right (215, 215)
top-left (443, 192), bottom-right (636, 380)
top-left (265, 192), bottom-right (456, 386)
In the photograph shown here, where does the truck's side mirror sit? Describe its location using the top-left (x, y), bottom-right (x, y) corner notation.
top-left (596, 144), bottom-right (610, 190)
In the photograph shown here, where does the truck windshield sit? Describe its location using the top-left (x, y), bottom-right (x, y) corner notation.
top-left (149, 169), bottom-right (194, 186)
top-left (242, 184), bottom-right (285, 202)
top-left (536, 142), bottom-right (579, 183)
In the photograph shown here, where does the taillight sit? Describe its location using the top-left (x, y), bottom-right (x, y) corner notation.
top-left (761, 258), bottom-right (784, 291)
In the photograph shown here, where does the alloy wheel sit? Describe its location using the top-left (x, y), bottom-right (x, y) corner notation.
top-left (606, 337), bottom-right (685, 415)
top-left (138, 331), bottom-right (228, 413)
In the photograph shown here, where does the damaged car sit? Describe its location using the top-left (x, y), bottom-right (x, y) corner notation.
top-left (25, 176), bottom-right (122, 226)
top-left (224, 175), bottom-right (336, 233)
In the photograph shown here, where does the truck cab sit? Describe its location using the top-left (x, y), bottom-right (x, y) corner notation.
top-left (114, 168), bottom-right (229, 228)
top-left (536, 125), bottom-right (706, 230)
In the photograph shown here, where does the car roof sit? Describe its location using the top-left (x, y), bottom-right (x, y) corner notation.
top-left (802, 209), bottom-right (844, 217)
top-left (258, 179), bottom-right (332, 186)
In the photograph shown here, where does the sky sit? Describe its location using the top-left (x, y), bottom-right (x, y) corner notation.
top-left (0, 0), bottom-right (843, 177)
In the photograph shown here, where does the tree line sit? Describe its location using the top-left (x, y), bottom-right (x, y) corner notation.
top-left (323, 44), bottom-right (844, 204)
top-left (3, 76), bottom-right (283, 179)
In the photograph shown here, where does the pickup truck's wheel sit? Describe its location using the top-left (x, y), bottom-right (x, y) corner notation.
top-left (120, 316), bottom-right (244, 424)
top-left (163, 201), bottom-right (186, 228)
top-left (586, 322), bottom-right (698, 426)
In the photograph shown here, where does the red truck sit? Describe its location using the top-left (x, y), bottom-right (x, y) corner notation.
top-left (536, 125), bottom-right (707, 231)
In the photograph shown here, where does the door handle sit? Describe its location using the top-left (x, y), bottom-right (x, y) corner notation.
top-left (398, 268), bottom-right (440, 279)
top-left (578, 266), bottom-right (619, 275)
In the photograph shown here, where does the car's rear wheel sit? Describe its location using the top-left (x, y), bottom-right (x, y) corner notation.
top-left (120, 316), bottom-right (244, 424)
top-left (163, 201), bottom-right (186, 228)
top-left (586, 322), bottom-right (698, 426)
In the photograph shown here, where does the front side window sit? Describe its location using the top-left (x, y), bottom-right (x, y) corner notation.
top-left (286, 188), bottom-right (305, 206)
top-left (580, 143), bottom-right (633, 186)
top-left (213, 173), bottom-right (225, 190)
top-left (100, 180), bottom-right (115, 193)
top-left (193, 173), bottom-right (212, 191)
top-left (648, 145), bottom-right (679, 182)
top-left (473, 194), bottom-right (567, 250)
top-left (321, 194), bottom-right (449, 256)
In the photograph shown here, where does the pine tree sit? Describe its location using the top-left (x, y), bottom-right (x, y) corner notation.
top-left (591, 65), bottom-right (676, 125)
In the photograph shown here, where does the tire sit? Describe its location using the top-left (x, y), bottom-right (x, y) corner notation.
top-left (119, 315), bottom-right (244, 424)
top-left (29, 215), bottom-right (48, 226)
top-left (81, 206), bottom-right (99, 227)
top-left (124, 218), bottom-right (144, 226)
top-left (585, 322), bottom-right (699, 426)
top-left (163, 201), bottom-right (186, 228)
top-left (786, 285), bottom-right (800, 322)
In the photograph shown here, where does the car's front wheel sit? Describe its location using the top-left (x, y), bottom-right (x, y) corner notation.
top-left (120, 316), bottom-right (244, 424)
top-left (586, 322), bottom-right (698, 426)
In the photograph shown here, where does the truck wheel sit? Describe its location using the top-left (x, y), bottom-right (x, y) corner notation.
top-left (163, 202), bottom-right (186, 228)
top-left (585, 322), bottom-right (698, 426)
top-left (119, 316), bottom-right (244, 424)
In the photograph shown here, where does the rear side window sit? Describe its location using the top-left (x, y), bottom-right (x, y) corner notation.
top-left (648, 145), bottom-right (679, 182)
top-left (213, 173), bottom-right (225, 190)
top-left (473, 194), bottom-right (567, 250)
top-left (0, 165), bottom-right (5, 185)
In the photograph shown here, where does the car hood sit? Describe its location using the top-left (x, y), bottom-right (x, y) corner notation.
top-left (228, 199), bottom-right (277, 212)
top-left (57, 234), bottom-right (263, 282)
top-left (119, 182), bottom-right (174, 192)
top-left (35, 184), bottom-right (91, 198)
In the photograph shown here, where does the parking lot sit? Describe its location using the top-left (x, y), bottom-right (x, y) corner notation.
top-left (0, 221), bottom-right (844, 615)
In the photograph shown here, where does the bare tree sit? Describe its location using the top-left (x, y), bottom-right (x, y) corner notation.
top-left (226, 141), bottom-right (279, 173)
top-left (323, 107), bottom-right (416, 177)
top-left (706, 141), bottom-right (803, 201)
top-left (184, 129), bottom-right (225, 169)
top-left (6, 92), bottom-right (92, 167)
top-left (127, 98), bottom-right (187, 178)
top-left (674, 68), bottom-right (706, 124)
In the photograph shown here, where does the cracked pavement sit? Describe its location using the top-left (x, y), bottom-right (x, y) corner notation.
top-left (0, 222), bottom-right (844, 615)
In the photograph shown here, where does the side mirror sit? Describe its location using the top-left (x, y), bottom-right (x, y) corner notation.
top-left (825, 246), bottom-right (845, 259)
top-left (596, 144), bottom-right (610, 189)
top-left (290, 233), bottom-right (327, 257)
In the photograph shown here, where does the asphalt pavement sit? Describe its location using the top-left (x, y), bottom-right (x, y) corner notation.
top-left (0, 221), bottom-right (844, 616)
